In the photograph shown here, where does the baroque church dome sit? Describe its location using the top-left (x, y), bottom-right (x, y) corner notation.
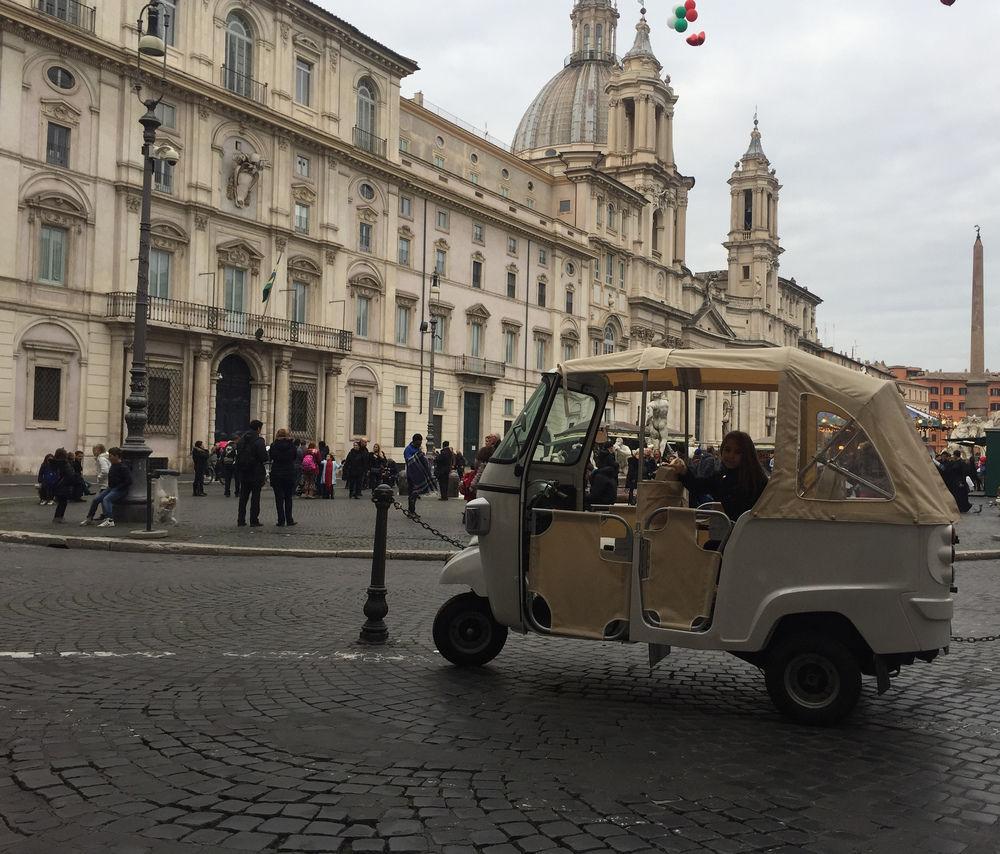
top-left (512, 0), bottom-right (619, 156)
top-left (512, 59), bottom-right (614, 155)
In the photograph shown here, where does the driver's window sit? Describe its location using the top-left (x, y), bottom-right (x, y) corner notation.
top-left (797, 395), bottom-right (894, 500)
top-left (532, 388), bottom-right (598, 465)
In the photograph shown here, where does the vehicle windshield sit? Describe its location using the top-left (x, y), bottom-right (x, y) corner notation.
top-left (491, 378), bottom-right (551, 464)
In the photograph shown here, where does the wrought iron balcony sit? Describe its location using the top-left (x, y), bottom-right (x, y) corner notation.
top-left (353, 126), bottom-right (387, 159)
top-left (221, 65), bottom-right (268, 105)
top-left (564, 50), bottom-right (618, 66)
top-left (36, 0), bottom-right (96, 33)
top-left (106, 292), bottom-right (352, 353)
top-left (456, 355), bottom-right (506, 379)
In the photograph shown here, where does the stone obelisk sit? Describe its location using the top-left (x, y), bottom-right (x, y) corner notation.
top-left (965, 227), bottom-right (988, 419)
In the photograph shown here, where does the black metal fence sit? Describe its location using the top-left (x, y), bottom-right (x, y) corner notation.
top-left (221, 65), bottom-right (268, 104)
top-left (36, 0), bottom-right (96, 33)
top-left (353, 126), bottom-right (387, 159)
top-left (106, 292), bottom-right (352, 353)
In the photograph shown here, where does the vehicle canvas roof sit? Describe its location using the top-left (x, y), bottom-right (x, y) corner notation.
top-left (561, 347), bottom-right (956, 526)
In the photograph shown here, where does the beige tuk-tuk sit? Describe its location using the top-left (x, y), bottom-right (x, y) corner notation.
top-left (432, 347), bottom-right (957, 725)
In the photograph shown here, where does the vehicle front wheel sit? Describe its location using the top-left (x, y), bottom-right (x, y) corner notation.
top-left (764, 634), bottom-right (861, 726)
top-left (433, 592), bottom-right (508, 667)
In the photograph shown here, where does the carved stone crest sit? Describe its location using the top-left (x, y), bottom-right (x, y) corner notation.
top-left (226, 150), bottom-right (271, 209)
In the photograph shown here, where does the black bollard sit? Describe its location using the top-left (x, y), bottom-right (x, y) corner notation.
top-left (359, 484), bottom-right (393, 644)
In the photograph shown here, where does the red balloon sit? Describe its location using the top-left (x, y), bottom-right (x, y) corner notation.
top-left (686, 8), bottom-right (699, 21)
top-left (685, 0), bottom-right (697, 8)
top-left (940, 0), bottom-right (957, 5)
top-left (686, 31), bottom-right (705, 46)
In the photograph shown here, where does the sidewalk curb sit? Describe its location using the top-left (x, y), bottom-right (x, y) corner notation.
top-left (0, 530), bottom-right (457, 561)
top-left (954, 549), bottom-right (1000, 562)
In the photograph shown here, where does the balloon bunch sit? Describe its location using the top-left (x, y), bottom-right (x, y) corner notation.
top-left (669, 1), bottom-right (706, 46)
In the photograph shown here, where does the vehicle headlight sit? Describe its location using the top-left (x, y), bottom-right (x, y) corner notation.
top-left (463, 497), bottom-right (491, 536)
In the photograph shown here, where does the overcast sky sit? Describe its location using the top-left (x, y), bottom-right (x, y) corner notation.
top-left (321, 0), bottom-right (999, 371)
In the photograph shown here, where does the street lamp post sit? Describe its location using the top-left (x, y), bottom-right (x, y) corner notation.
top-left (421, 273), bottom-right (441, 449)
top-left (119, 0), bottom-right (180, 522)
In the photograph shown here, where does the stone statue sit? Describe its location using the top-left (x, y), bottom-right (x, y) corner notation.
top-left (612, 436), bottom-right (630, 470)
top-left (226, 150), bottom-right (271, 209)
top-left (951, 414), bottom-right (986, 441)
top-left (645, 392), bottom-right (671, 453)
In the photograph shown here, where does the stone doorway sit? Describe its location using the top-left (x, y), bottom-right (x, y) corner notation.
top-left (214, 354), bottom-right (252, 441)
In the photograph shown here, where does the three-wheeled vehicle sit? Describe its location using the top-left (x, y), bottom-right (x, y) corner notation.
top-left (432, 347), bottom-right (958, 725)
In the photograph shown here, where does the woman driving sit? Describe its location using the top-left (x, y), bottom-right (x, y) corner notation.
top-left (670, 431), bottom-right (769, 522)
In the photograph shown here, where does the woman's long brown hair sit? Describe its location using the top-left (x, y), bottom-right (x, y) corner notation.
top-left (721, 431), bottom-right (769, 498)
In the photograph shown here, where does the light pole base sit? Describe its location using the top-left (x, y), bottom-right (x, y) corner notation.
top-left (128, 528), bottom-right (168, 539)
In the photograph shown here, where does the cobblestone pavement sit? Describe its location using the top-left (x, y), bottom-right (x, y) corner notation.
top-left (1, 479), bottom-right (999, 554)
top-left (1, 546), bottom-right (999, 853)
top-left (0, 480), bottom-right (468, 552)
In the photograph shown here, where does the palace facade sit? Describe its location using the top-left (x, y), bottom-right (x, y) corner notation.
top-left (0, 0), bottom-right (843, 472)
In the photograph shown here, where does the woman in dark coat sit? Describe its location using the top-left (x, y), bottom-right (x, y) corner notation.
top-left (50, 447), bottom-right (80, 522)
top-left (671, 431), bottom-right (769, 523)
top-left (268, 428), bottom-right (298, 526)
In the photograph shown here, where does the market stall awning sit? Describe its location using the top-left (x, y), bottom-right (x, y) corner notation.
top-left (906, 405), bottom-right (941, 428)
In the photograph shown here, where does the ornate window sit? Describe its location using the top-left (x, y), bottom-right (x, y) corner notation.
top-left (149, 248), bottom-right (172, 298)
top-left (32, 366), bottom-right (62, 422)
top-left (160, 0), bottom-right (177, 46)
top-left (506, 269), bottom-right (517, 299)
top-left (147, 364), bottom-right (182, 435)
top-left (46, 123), bottom-right (70, 167)
top-left (39, 225), bottom-right (67, 284)
top-left (603, 324), bottom-right (616, 355)
top-left (289, 280), bottom-right (307, 323)
top-left (295, 57), bottom-right (312, 106)
top-left (289, 382), bottom-right (316, 439)
top-left (357, 77), bottom-right (377, 137)
top-left (224, 14), bottom-right (253, 96)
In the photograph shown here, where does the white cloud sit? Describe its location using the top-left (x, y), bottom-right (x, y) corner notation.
top-left (320, 0), bottom-right (1000, 369)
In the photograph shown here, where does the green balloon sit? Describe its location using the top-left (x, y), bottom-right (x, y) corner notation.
top-left (675, 17), bottom-right (688, 31)
top-left (675, 5), bottom-right (687, 18)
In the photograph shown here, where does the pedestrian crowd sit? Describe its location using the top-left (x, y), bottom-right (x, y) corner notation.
top-left (934, 448), bottom-right (984, 514)
top-left (36, 444), bottom-right (131, 527)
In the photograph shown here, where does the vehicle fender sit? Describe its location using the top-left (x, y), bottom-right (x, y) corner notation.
top-left (439, 545), bottom-right (488, 597)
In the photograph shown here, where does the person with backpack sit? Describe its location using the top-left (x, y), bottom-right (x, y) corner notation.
top-left (79, 447), bottom-right (132, 528)
top-left (221, 438), bottom-right (239, 497)
top-left (235, 420), bottom-right (268, 527)
top-left (50, 447), bottom-right (81, 523)
top-left (37, 453), bottom-right (57, 505)
top-left (301, 443), bottom-right (318, 498)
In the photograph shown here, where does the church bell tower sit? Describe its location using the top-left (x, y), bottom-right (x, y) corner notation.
top-left (724, 115), bottom-right (783, 306)
top-left (570, 0), bottom-right (619, 59)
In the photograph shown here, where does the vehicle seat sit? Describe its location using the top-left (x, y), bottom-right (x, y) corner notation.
top-left (528, 510), bottom-right (631, 640)
top-left (636, 479), bottom-right (686, 522)
top-left (640, 507), bottom-right (722, 631)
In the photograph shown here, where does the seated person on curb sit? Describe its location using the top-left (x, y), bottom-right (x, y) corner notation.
top-left (669, 430), bottom-right (768, 523)
top-left (80, 448), bottom-right (132, 528)
top-left (587, 450), bottom-right (620, 509)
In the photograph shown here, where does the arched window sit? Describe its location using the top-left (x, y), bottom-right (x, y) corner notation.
top-left (596, 24), bottom-right (603, 53)
top-left (603, 325), bottom-right (616, 355)
top-left (356, 78), bottom-right (377, 149)
top-left (583, 24), bottom-right (591, 51)
top-left (607, 204), bottom-right (615, 230)
top-left (224, 13), bottom-right (253, 96)
top-left (652, 210), bottom-right (662, 252)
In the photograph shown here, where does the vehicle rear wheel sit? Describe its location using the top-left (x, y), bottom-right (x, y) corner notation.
top-left (433, 592), bottom-right (508, 667)
top-left (764, 634), bottom-right (861, 726)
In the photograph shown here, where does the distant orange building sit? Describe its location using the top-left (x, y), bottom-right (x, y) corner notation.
top-left (889, 366), bottom-right (1000, 452)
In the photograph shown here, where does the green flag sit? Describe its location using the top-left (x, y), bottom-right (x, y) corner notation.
top-left (262, 267), bottom-right (276, 304)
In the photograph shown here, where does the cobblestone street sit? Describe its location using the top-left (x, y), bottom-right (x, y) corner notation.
top-left (1, 543), bottom-right (999, 854)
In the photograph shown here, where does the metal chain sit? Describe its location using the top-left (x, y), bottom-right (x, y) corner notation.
top-left (390, 499), bottom-right (466, 549)
top-left (950, 634), bottom-right (1000, 643)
